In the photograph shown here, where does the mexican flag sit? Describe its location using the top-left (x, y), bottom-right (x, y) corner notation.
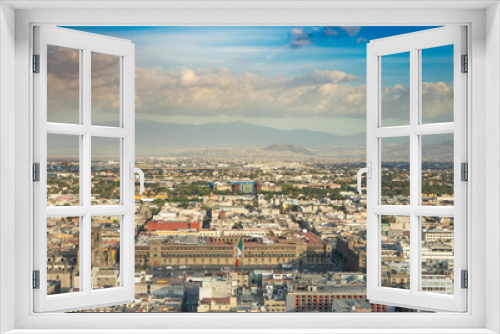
top-left (235, 238), bottom-right (243, 268)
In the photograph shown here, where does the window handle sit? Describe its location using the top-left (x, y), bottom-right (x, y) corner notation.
top-left (129, 162), bottom-right (145, 194)
top-left (357, 162), bottom-right (371, 195)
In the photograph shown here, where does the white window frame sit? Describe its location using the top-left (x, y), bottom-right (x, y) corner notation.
top-left (0, 1), bottom-right (499, 333)
top-left (33, 26), bottom-right (136, 312)
top-left (366, 26), bottom-right (467, 312)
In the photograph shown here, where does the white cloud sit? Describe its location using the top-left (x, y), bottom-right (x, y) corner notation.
top-left (289, 27), bottom-right (364, 49)
top-left (323, 27), bottom-right (339, 36)
top-left (46, 46), bottom-right (80, 123)
top-left (290, 28), bottom-right (312, 48)
top-left (381, 82), bottom-right (454, 122)
top-left (135, 66), bottom-right (367, 118)
top-left (356, 37), bottom-right (368, 44)
top-left (340, 26), bottom-right (361, 37)
top-left (421, 81), bottom-right (454, 121)
top-left (49, 53), bottom-right (454, 124)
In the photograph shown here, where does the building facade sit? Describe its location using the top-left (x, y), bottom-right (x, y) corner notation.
top-left (135, 236), bottom-right (333, 268)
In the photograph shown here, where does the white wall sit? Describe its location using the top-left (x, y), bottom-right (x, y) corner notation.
top-left (485, 2), bottom-right (500, 333)
top-left (6, 4), bottom-right (495, 332)
top-left (0, 2), bottom-right (16, 333)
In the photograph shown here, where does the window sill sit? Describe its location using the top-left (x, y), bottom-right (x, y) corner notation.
top-left (3, 329), bottom-right (498, 334)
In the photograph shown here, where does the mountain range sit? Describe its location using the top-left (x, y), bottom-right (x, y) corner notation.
top-left (48, 119), bottom-right (453, 161)
top-left (135, 120), bottom-right (366, 155)
top-left (264, 144), bottom-right (313, 155)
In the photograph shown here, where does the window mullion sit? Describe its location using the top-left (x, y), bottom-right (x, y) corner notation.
top-left (81, 213), bottom-right (91, 294)
top-left (452, 26), bottom-right (468, 307)
top-left (365, 47), bottom-right (380, 298)
top-left (46, 206), bottom-right (89, 217)
top-left (82, 47), bottom-right (91, 209)
top-left (81, 47), bottom-right (92, 295)
top-left (372, 126), bottom-right (411, 138)
top-left (89, 126), bottom-right (129, 138)
top-left (413, 123), bottom-right (454, 135)
top-left (409, 47), bottom-right (420, 294)
top-left (90, 205), bottom-right (130, 216)
top-left (46, 123), bottom-right (88, 135)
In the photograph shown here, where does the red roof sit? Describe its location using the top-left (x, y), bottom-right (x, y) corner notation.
top-left (147, 221), bottom-right (201, 232)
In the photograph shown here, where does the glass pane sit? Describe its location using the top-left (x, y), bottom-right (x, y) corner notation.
top-left (381, 52), bottom-right (410, 127)
top-left (381, 137), bottom-right (410, 205)
top-left (421, 216), bottom-right (454, 295)
top-left (421, 45), bottom-right (454, 124)
top-left (381, 215), bottom-right (410, 290)
top-left (91, 215), bottom-right (121, 290)
top-left (47, 45), bottom-right (80, 124)
top-left (92, 52), bottom-right (120, 127)
top-left (91, 137), bottom-right (121, 205)
top-left (47, 216), bottom-right (80, 295)
top-left (47, 134), bottom-right (80, 206)
top-left (421, 134), bottom-right (454, 206)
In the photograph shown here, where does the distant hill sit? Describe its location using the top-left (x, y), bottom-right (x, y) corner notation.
top-left (48, 119), bottom-right (452, 161)
top-left (422, 140), bottom-right (454, 161)
top-left (264, 144), bottom-right (313, 155)
top-left (134, 120), bottom-right (366, 155)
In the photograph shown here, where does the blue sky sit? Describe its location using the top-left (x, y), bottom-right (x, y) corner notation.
top-left (65, 26), bottom-right (454, 135)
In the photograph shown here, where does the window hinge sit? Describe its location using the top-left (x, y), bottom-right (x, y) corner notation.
top-left (33, 270), bottom-right (40, 289)
top-left (33, 163), bottom-right (40, 182)
top-left (461, 270), bottom-right (468, 289)
top-left (33, 54), bottom-right (40, 73)
top-left (461, 162), bottom-right (468, 181)
top-left (461, 54), bottom-right (468, 73)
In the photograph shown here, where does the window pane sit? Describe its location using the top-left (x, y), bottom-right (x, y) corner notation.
top-left (47, 45), bottom-right (80, 124)
top-left (47, 216), bottom-right (80, 295)
top-left (421, 45), bottom-right (454, 124)
top-left (381, 52), bottom-right (410, 127)
top-left (421, 216), bottom-right (454, 295)
top-left (381, 137), bottom-right (410, 205)
top-left (47, 134), bottom-right (80, 206)
top-left (421, 134), bottom-right (454, 206)
top-left (381, 215), bottom-right (410, 290)
top-left (91, 137), bottom-right (120, 205)
top-left (91, 215), bottom-right (121, 290)
top-left (92, 52), bottom-right (120, 127)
